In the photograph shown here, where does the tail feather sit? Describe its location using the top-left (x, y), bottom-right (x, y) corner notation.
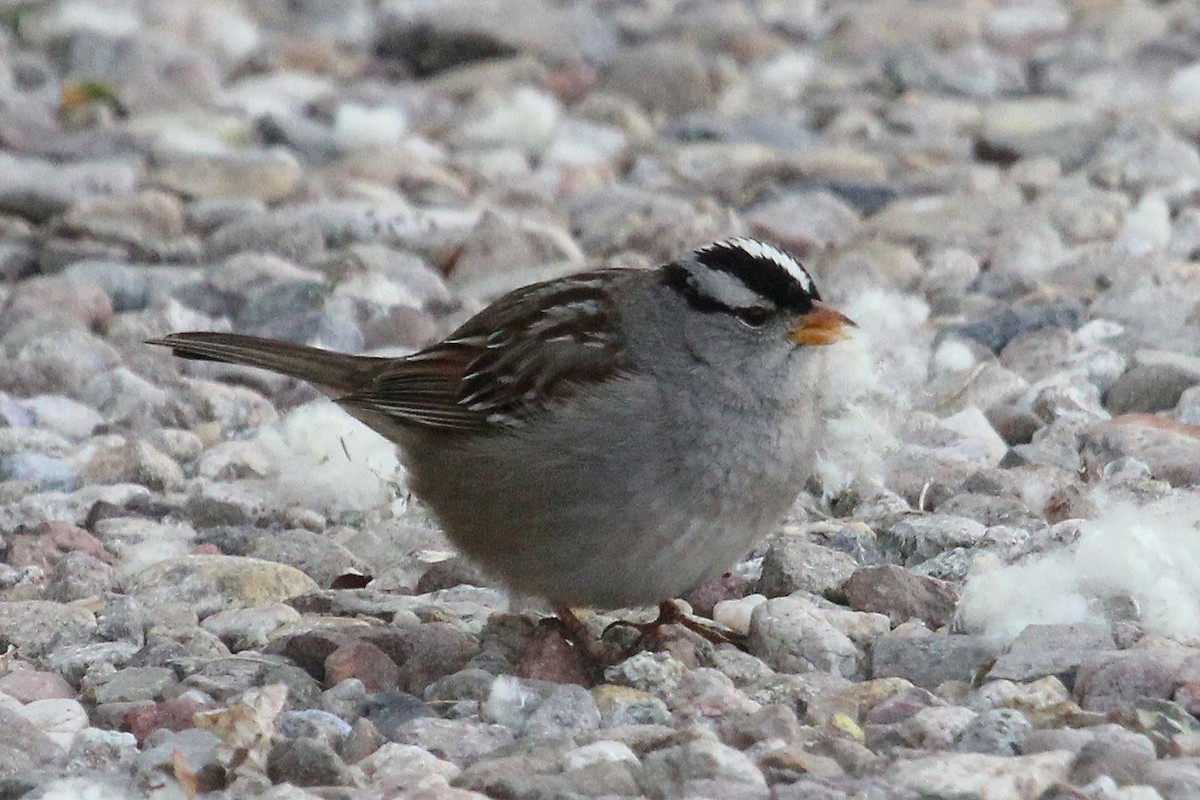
top-left (147, 332), bottom-right (390, 394)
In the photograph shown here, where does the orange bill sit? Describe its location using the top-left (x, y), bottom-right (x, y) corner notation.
top-left (787, 301), bottom-right (856, 346)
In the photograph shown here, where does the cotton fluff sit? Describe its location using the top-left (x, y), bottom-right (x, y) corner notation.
top-left (812, 288), bottom-right (931, 494)
top-left (957, 493), bottom-right (1200, 643)
top-left (252, 401), bottom-right (402, 514)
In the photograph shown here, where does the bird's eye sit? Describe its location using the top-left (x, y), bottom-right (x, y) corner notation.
top-left (735, 306), bottom-right (772, 328)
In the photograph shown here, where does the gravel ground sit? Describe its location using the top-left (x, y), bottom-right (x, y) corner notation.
top-left (2, 1), bottom-right (1200, 799)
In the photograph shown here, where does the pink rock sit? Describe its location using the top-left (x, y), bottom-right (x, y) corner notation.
top-left (0, 669), bottom-right (76, 702)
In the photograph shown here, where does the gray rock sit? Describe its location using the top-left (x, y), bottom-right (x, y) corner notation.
top-left (565, 185), bottom-right (728, 264)
top-left (268, 736), bottom-right (353, 787)
top-left (987, 623), bottom-right (1115, 686)
top-left (54, 190), bottom-right (188, 252)
top-left (879, 515), bottom-right (988, 566)
top-left (1075, 649), bottom-right (1186, 713)
top-left (451, 738), bottom-right (587, 798)
top-left (871, 634), bottom-right (1004, 690)
top-left (276, 709), bottom-right (353, 749)
top-left (245, 529), bottom-right (365, 591)
top-left (76, 438), bottom-right (183, 493)
top-left (1139, 758), bottom-right (1200, 800)
top-left (0, 155), bottom-right (139, 223)
top-left (65, 728), bottom-right (139, 773)
top-left (665, 669), bottom-right (759, 727)
top-left (186, 198), bottom-right (268, 234)
top-left (0, 452), bottom-right (77, 492)
top-left (604, 41), bottom-right (714, 116)
top-left (320, 678), bottom-right (369, 723)
top-left (1179, 385), bottom-right (1200, 425)
top-left (199, 604), bottom-right (301, 652)
top-left (1089, 123), bottom-right (1200, 195)
top-left (956, 708), bottom-right (1031, 755)
top-left (886, 750), bottom-right (1071, 799)
top-left (390, 717), bottom-right (515, 768)
top-left (125, 555), bottom-right (319, 619)
top-left (640, 739), bottom-right (767, 800)
top-left (757, 535), bottom-right (859, 598)
top-left (482, 675), bottom-right (600, 737)
top-left (0, 706), bottom-right (63, 766)
top-left (362, 691), bottom-right (437, 740)
top-left (1068, 730), bottom-right (1157, 786)
top-left (89, 666), bottom-right (178, 704)
top-left (205, 212), bottom-right (327, 265)
top-left (376, 0), bottom-right (583, 75)
top-left (134, 728), bottom-right (223, 788)
top-left (591, 685), bottom-right (671, 727)
top-left (745, 190), bottom-right (861, 258)
top-left (1106, 362), bottom-right (1200, 415)
top-left (149, 147), bottom-right (301, 202)
top-left (10, 394), bottom-right (103, 441)
top-left (869, 705), bottom-right (977, 751)
top-left (604, 651), bottom-right (689, 697)
top-left (178, 653), bottom-right (288, 703)
top-left (0, 601), bottom-right (95, 661)
top-left (748, 597), bottom-right (862, 678)
top-left (1081, 417), bottom-right (1200, 488)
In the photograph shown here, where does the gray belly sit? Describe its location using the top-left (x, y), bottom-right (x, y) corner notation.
top-left (403, 377), bottom-right (816, 608)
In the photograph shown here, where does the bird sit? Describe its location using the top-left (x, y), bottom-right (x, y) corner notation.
top-left (149, 238), bottom-right (854, 642)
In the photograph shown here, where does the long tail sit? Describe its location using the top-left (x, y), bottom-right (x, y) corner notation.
top-left (147, 332), bottom-right (390, 394)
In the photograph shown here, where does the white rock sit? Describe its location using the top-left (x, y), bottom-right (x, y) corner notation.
top-left (455, 87), bottom-right (561, 152)
top-left (888, 750), bottom-right (1071, 800)
top-left (563, 741), bottom-right (640, 770)
top-left (940, 406), bottom-right (1009, 467)
top-left (1168, 62), bottom-right (1200, 134)
top-left (713, 594), bottom-right (767, 636)
top-left (334, 104), bottom-right (408, 150)
top-left (1114, 193), bottom-right (1171, 256)
top-left (18, 698), bottom-right (89, 749)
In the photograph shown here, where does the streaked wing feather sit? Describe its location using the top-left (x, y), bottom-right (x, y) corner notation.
top-left (337, 270), bottom-right (630, 432)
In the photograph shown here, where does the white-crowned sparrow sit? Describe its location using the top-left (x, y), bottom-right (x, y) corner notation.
top-left (150, 238), bottom-right (854, 611)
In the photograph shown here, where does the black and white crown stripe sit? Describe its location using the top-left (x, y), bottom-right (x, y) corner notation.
top-left (696, 238), bottom-right (815, 295)
top-left (665, 238), bottom-right (821, 319)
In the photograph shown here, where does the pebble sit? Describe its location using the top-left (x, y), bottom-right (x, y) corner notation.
top-left (987, 623), bottom-right (1115, 685)
top-left (878, 515), bottom-right (988, 566)
top-left (1106, 359), bottom-right (1200, 416)
top-left (124, 555), bottom-right (319, 619)
top-left (871, 634), bottom-right (1004, 690)
top-left (757, 534), bottom-right (859, 598)
top-left (956, 708), bottom-right (1032, 755)
top-left (748, 597), bottom-right (863, 678)
top-left (887, 750), bottom-right (1072, 799)
top-left (840, 565), bottom-right (960, 629)
top-left (1081, 416), bottom-right (1200, 487)
top-left (148, 147), bottom-right (302, 203)
top-left (640, 738), bottom-right (768, 798)
top-left (1075, 650), bottom-right (1186, 713)
top-left (267, 736), bottom-right (353, 787)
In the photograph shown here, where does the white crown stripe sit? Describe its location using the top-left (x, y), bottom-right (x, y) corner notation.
top-left (698, 238), bottom-right (814, 294)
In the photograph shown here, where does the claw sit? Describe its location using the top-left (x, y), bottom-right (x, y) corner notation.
top-left (603, 599), bottom-right (747, 649)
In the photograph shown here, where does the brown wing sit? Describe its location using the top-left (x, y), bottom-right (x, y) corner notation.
top-left (337, 270), bottom-right (631, 432)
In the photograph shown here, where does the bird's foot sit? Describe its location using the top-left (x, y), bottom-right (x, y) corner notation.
top-left (603, 599), bottom-right (747, 650)
top-left (546, 599), bottom-right (745, 681)
top-left (549, 604), bottom-right (625, 670)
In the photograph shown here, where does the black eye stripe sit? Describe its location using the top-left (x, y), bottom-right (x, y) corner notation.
top-left (663, 262), bottom-right (731, 315)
